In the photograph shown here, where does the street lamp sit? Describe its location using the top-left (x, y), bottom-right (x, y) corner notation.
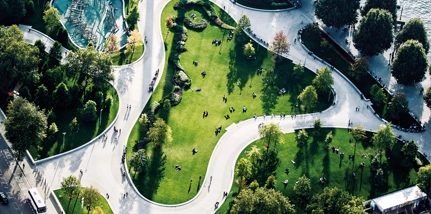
top-left (62, 132), bottom-right (66, 150)
top-left (100, 108), bottom-right (103, 126)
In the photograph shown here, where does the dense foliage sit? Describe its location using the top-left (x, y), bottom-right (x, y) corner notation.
top-left (315, 0), bottom-right (360, 29)
top-left (391, 40), bottom-right (428, 85)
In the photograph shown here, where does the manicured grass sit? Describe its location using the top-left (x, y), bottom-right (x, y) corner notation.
top-left (125, 0), bottom-right (332, 204)
top-left (234, 0), bottom-right (293, 10)
top-left (29, 87), bottom-right (119, 160)
top-left (110, 44), bottom-right (144, 65)
top-left (54, 188), bottom-right (113, 214)
top-left (218, 128), bottom-right (424, 213)
top-left (301, 26), bottom-right (419, 128)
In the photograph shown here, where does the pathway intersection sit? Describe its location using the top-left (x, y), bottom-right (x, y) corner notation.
top-left (14, 0), bottom-right (431, 213)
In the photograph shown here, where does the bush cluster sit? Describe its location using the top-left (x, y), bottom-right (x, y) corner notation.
top-left (173, 70), bottom-right (192, 88)
top-left (183, 17), bottom-right (208, 30)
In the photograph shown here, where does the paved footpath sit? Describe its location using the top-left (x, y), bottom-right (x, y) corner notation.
top-left (11, 0), bottom-right (431, 213)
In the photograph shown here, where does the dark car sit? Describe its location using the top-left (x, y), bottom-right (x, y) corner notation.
top-left (0, 192), bottom-right (8, 204)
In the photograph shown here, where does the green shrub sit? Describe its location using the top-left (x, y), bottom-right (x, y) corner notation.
top-left (184, 17), bottom-right (208, 30)
top-left (174, 70), bottom-right (192, 88)
top-left (79, 100), bottom-right (98, 122)
top-left (95, 91), bottom-right (104, 110)
top-left (151, 101), bottom-right (160, 113)
top-left (169, 92), bottom-right (182, 106)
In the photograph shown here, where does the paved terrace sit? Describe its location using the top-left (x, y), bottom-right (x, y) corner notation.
top-left (8, 0), bottom-right (431, 213)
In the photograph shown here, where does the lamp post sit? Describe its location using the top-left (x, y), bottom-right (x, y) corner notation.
top-left (62, 132), bottom-right (66, 150)
top-left (100, 108), bottom-right (103, 126)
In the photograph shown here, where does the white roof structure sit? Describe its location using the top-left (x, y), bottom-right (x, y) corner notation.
top-left (372, 185), bottom-right (427, 211)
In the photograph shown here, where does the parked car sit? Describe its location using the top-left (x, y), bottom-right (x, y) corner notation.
top-left (0, 192), bottom-right (8, 204)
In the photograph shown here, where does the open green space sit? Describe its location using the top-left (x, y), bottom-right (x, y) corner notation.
top-left (110, 44), bottom-right (144, 65)
top-left (126, 0), bottom-right (331, 204)
top-left (54, 188), bottom-right (113, 214)
top-left (301, 25), bottom-right (419, 128)
top-left (218, 128), bottom-right (425, 213)
top-left (233, 0), bottom-right (293, 10)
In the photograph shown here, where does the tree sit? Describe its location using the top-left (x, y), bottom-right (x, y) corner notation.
top-left (265, 175), bottom-right (276, 189)
top-left (294, 174), bottom-right (311, 198)
top-left (138, 113), bottom-right (149, 127)
top-left (372, 123), bottom-right (396, 152)
top-left (325, 131), bottom-right (333, 144)
top-left (247, 145), bottom-right (261, 164)
top-left (401, 140), bottom-right (418, 161)
top-left (79, 100), bottom-right (97, 122)
top-left (306, 187), bottom-right (365, 214)
top-left (395, 18), bottom-right (429, 54)
top-left (147, 118), bottom-right (173, 147)
top-left (270, 31), bottom-right (290, 61)
top-left (0, 25), bottom-right (39, 90)
top-left (315, 0), bottom-right (360, 29)
top-left (93, 206), bottom-right (104, 214)
top-left (259, 123), bottom-right (284, 151)
top-left (43, 3), bottom-right (60, 32)
top-left (243, 41), bottom-right (255, 56)
top-left (65, 45), bottom-right (113, 84)
top-left (35, 84), bottom-right (51, 107)
top-left (249, 180), bottom-right (259, 191)
top-left (417, 164), bottom-right (431, 192)
top-left (293, 61), bottom-right (304, 78)
top-left (4, 97), bottom-right (48, 159)
top-left (298, 85), bottom-right (318, 110)
top-left (351, 124), bottom-right (367, 141)
top-left (312, 67), bottom-right (334, 94)
top-left (60, 175), bottom-right (81, 213)
top-left (351, 57), bottom-right (369, 80)
top-left (8, 0), bottom-right (26, 22)
top-left (391, 40), bottom-right (428, 85)
top-left (165, 16), bottom-right (175, 28)
top-left (82, 186), bottom-right (99, 213)
top-left (361, 0), bottom-right (397, 23)
top-left (387, 92), bottom-right (408, 120)
top-left (370, 84), bottom-right (387, 106)
top-left (313, 119), bottom-right (322, 135)
top-left (230, 187), bottom-right (295, 214)
top-left (130, 149), bottom-right (147, 176)
top-left (297, 129), bottom-right (308, 143)
top-left (236, 158), bottom-right (252, 181)
top-left (235, 14), bottom-right (251, 34)
top-left (126, 29), bottom-right (143, 54)
top-left (53, 82), bottom-right (71, 107)
top-left (126, 6), bottom-right (140, 30)
top-left (424, 87), bottom-right (431, 108)
top-left (104, 34), bottom-right (119, 54)
top-left (353, 9), bottom-right (393, 56)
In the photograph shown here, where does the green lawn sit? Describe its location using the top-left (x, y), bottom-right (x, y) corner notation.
top-left (29, 86), bottom-right (119, 160)
top-left (217, 128), bottom-right (424, 213)
top-left (125, 0), bottom-right (332, 204)
top-left (54, 188), bottom-right (113, 214)
top-left (233, 0), bottom-right (293, 10)
top-left (110, 44), bottom-right (144, 65)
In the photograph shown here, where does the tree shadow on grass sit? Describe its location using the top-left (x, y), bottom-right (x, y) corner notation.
top-left (226, 36), bottom-right (266, 94)
top-left (251, 149), bottom-right (280, 185)
top-left (135, 148), bottom-right (167, 200)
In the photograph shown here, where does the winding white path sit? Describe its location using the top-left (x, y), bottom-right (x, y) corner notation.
top-left (21, 0), bottom-right (431, 213)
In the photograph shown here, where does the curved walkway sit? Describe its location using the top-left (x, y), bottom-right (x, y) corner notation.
top-left (20, 0), bottom-right (431, 213)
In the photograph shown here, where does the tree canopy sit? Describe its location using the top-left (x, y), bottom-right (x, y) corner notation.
top-left (395, 18), bottom-right (429, 54)
top-left (230, 187), bottom-right (295, 214)
top-left (294, 174), bottom-right (311, 198)
top-left (236, 157), bottom-right (252, 180)
top-left (387, 92), bottom-right (408, 120)
top-left (312, 66), bottom-right (334, 93)
top-left (353, 9), bottom-right (393, 56)
top-left (82, 186), bottom-right (100, 211)
top-left (79, 100), bottom-right (97, 122)
top-left (126, 6), bottom-right (140, 30)
top-left (43, 3), bottom-right (60, 32)
top-left (259, 123), bottom-right (284, 150)
top-left (5, 97), bottom-right (48, 159)
top-left (370, 84), bottom-right (387, 106)
top-left (126, 29), bottom-right (143, 54)
top-left (130, 149), bottom-right (147, 175)
top-left (315, 0), bottom-right (360, 29)
top-left (391, 39), bottom-right (428, 85)
top-left (104, 34), bottom-right (119, 54)
top-left (236, 14), bottom-right (251, 34)
top-left (417, 164), bottom-right (431, 192)
top-left (243, 41), bottom-right (255, 56)
top-left (401, 140), bottom-right (418, 161)
top-left (65, 45), bottom-right (113, 83)
top-left (0, 25), bottom-right (39, 90)
top-left (298, 85), bottom-right (318, 110)
top-left (351, 124), bottom-right (367, 141)
top-left (147, 118), bottom-right (173, 147)
top-left (351, 57), bottom-right (369, 80)
top-left (270, 30), bottom-right (290, 60)
top-left (306, 187), bottom-right (366, 214)
top-left (361, 0), bottom-right (397, 23)
top-left (372, 123), bottom-right (396, 152)
top-left (424, 87), bottom-right (431, 108)
top-left (60, 175), bottom-right (81, 213)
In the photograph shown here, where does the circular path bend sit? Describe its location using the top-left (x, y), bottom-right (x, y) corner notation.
top-left (32, 0), bottom-right (430, 214)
